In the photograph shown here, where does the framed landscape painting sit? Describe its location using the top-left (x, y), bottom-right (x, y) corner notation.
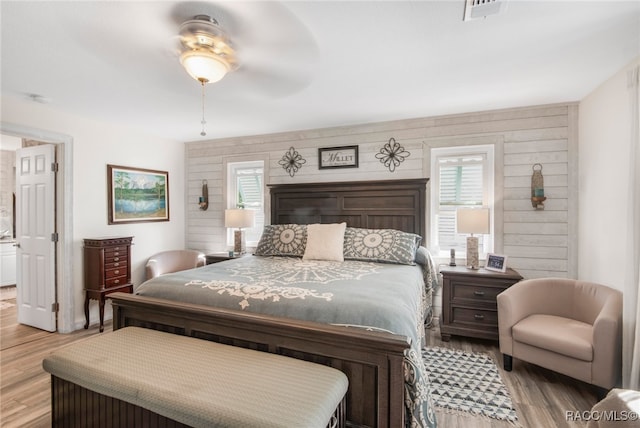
top-left (107, 164), bottom-right (169, 224)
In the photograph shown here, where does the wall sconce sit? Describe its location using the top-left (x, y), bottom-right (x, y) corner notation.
top-left (456, 207), bottom-right (490, 269)
top-left (225, 208), bottom-right (255, 254)
top-left (199, 180), bottom-right (208, 211)
top-left (531, 164), bottom-right (546, 210)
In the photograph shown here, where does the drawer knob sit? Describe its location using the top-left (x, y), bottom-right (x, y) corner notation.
top-left (114, 257), bottom-right (119, 262)
top-left (114, 262), bottom-right (119, 267)
top-left (114, 270), bottom-right (119, 275)
top-left (473, 290), bottom-right (485, 297)
top-left (474, 314), bottom-right (485, 320)
top-left (114, 279), bottom-right (120, 284)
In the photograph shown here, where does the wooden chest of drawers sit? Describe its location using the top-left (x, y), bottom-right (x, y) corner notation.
top-left (440, 266), bottom-right (522, 341)
top-left (83, 237), bottom-right (133, 332)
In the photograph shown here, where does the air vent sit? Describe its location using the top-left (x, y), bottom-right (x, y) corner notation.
top-left (463, 0), bottom-right (507, 21)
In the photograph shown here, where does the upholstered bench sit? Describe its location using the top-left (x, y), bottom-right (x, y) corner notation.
top-left (43, 327), bottom-right (349, 428)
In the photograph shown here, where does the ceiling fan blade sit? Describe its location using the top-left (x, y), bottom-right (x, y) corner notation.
top-left (228, 66), bottom-right (313, 99)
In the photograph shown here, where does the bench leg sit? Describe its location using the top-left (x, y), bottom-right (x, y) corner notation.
top-left (99, 297), bottom-right (105, 333)
top-left (83, 292), bottom-right (90, 329)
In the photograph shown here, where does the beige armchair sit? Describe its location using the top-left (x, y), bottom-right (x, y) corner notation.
top-left (497, 278), bottom-right (622, 390)
top-left (145, 250), bottom-right (206, 280)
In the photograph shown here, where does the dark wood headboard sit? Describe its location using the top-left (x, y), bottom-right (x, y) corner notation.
top-left (268, 178), bottom-right (428, 239)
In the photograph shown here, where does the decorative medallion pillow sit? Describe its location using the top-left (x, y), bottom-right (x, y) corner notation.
top-left (343, 227), bottom-right (422, 265)
top-left (302, 223), bottom-right (347, 261)
top-left (254, 224), bottom-right (307, 257)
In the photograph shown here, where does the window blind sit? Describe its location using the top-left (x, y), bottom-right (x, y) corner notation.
top-left (230, 164), bottom-right (264, 245)
top-left (437, 154), bottom-right (486, 253)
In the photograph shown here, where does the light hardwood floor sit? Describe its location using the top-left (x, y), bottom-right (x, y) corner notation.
top-left (1, 299), bottom-right (598, 428)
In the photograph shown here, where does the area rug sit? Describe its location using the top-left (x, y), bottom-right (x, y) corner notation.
top-left (423, 346), bottom-right (518, 424)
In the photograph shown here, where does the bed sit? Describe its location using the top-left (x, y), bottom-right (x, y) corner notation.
top-left (110, 178), bottom-right (437, 428)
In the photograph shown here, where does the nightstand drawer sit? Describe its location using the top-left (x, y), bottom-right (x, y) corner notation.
top-left (451, 307), bottom-right (498, 327)
top-left (451, 282), bottom-right (503, 304)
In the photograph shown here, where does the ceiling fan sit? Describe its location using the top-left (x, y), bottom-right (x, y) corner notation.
top-left (33, 1), bottom-right (319, 136)
top-left (170, 2), bottom-right (319, 135)
top-left (177, 14), bottom-right (237, 135)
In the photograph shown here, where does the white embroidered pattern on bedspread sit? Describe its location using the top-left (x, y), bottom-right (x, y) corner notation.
top-left (228, 257), bottom-right (381, 284)
top-left (183, 258), bottom-right (380, 309)
top-left (184, 280), bottom-right (333, 309)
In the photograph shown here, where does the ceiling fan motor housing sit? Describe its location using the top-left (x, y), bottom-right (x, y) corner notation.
top-left (179, 14), bottom-right (237, 70)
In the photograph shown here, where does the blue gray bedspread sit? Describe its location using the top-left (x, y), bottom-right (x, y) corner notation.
top-left (135, 254), bottom-right (438, 427)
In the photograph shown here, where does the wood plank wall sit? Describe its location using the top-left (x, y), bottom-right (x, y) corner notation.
top-left (185, 103), bottom-right (578, 283)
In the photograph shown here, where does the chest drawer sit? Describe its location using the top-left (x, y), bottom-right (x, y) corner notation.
top-left (105, 248), bottom-right (128, 263)
top-left (105, 276), bottom-right (127, 287)
top-left (105, 267), bottom-right (126, 279)
top-left (106, 260), bottom-right (126, 270)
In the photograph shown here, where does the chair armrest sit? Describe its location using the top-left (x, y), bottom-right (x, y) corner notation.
top-left (196, 254), bottom-right (206, 267)
top-left (591, 291), bottom-right (622, 389)
top-left (145, 260), bottom-right (160, 280)
top-left (497, 279), bottom-right (562, 355)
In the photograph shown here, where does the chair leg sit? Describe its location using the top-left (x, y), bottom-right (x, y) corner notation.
top-left (595, 386), bottom-right (609, 401)
top-left (503, 354), bottom-right (513, 371)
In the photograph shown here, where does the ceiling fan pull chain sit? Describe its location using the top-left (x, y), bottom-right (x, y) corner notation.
top-left (200, 80), bottom-right (207, 136)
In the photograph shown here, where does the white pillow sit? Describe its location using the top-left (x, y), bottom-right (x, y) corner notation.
top-left (302, 223), bottom-right (347, 261)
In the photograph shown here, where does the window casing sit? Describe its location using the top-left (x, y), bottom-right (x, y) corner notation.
top-left (227, 160), bottom-right (264, 248)
top-left (430, 145), bottom-right (494, 258)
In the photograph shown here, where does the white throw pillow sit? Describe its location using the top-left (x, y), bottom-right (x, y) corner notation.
top-left (302, 223), bottom-right (347, 261)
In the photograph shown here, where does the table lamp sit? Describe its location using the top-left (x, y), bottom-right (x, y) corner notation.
top-left (225, 209), bottom-right (255, 254)
top-left (456, 207), bottom-right (490, 269)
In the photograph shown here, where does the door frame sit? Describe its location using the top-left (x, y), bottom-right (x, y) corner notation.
top-left (1, 122), bottom-right (74, 333)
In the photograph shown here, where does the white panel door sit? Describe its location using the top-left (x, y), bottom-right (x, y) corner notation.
top-left (16, 144), bottom-right (56, 332)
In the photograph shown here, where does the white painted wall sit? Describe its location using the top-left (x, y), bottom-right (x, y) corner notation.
top-left (578, 56), bottom-right (640, 291)
top-left (1, 95), bottom-right (185, 331)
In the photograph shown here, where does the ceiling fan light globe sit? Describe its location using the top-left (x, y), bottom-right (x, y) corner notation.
top-left (180, 50), bottom-right (230, 84)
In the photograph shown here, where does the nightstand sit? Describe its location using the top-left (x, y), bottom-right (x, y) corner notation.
top-left (439, 266), bottom-right (522, 342)
top-left (205, 252), bottom-right (248, 265)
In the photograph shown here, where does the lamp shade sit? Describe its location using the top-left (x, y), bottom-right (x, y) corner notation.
top-left (225, 209), bottom-right (255, 229)
top-left (180, 50), bottom-right (230, 83)
top-left (456, 207), bottom-right (490, 234)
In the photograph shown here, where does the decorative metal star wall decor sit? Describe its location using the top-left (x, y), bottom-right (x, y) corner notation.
top-left (375, 138), bottom-right (410, 172)
top-left (279, 147), bottom-right (307, 177)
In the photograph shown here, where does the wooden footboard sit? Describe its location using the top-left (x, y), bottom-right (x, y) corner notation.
top-left (110, 292), bottom-right (409, 428)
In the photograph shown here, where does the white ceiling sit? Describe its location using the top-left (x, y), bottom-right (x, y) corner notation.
top-left (1, 1), bottom-right (639, 142)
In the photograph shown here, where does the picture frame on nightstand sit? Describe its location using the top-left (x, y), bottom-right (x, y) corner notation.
top-left (485, 253), bottom-right (508, 272)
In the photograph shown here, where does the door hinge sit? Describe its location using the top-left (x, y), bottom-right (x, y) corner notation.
top-left (51, 162), bottom-right (59, 172)
top-left (51, 232), bottom-right (59, 242)
top-left (52, 302), bottom-right (59, 313)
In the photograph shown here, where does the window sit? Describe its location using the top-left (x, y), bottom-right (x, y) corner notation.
top-left (430, 145), bottom-right (494, 258)
top-left (227, 160), bottom-right (264, 247)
